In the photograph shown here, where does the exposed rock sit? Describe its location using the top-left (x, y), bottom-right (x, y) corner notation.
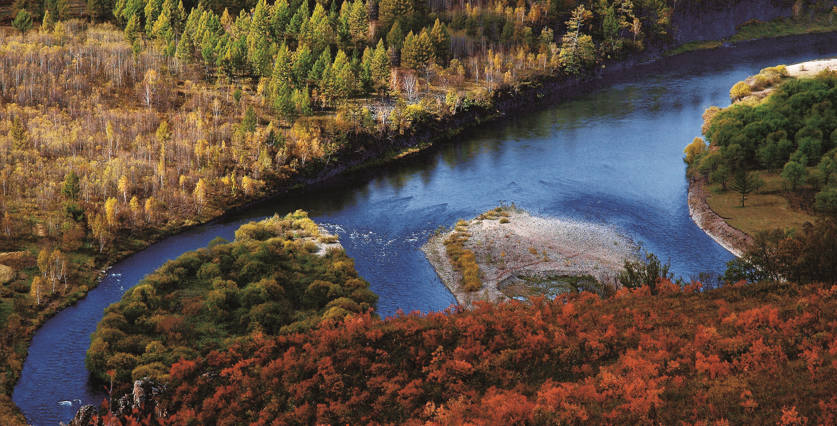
top-left (66, 378), bottom-right (166, 426)
top-left (62, 404), bottom-right (100, 426)
top-left (0, 264), bottom-right (14, 285)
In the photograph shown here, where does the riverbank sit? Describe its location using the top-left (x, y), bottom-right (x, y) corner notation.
top-left (687, 176), bottom-right (752, 257)
top-left (9, 23), bottom-right (836, 426)
top-left (686, 56), bottom-right (835, 259)
top-left (421, 207), bottom-right (637, 307)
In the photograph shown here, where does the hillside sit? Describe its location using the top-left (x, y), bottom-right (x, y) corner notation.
top-left (79, 278), bottom-right (837, 425)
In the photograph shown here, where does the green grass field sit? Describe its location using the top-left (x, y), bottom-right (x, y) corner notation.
top-left (705, 171), bottom-right (819, 236)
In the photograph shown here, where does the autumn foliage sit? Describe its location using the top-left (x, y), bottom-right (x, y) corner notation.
top-left (85, 279), bottom-right (837, 425)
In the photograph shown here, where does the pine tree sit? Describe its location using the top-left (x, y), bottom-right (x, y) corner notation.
top-left (42, 9), bottom-right (55, 32)
top-left (176, 31), bottom-right (193, 62)
top-left (293, 45), bottom-right (314, 86)
top-left (55, 0), bottom-right (68, 20)
top-left (144, 0), bottom-right (163, 36)
top-left (271, 0), bottom-right (292, 38)
top-left (349, 0), bottom-right (368, 47)
top-left (248, 0), bottom-right (271, 75)
top-left (386, 21), bottom-right (404, 50)
top-left (309, 48), bottom-right (331, 82)
top-left (120, 0), bottom-right (143, 24)
top-left (9, 116), bottom-right (27, 149)
top-left (401, 29), bottom-right (434, 70)
top-left (125, 12), bottom-right (141, 44)
top-left (12, 9), bottom-right (33, 34)
top-left (430, 18), bottom-right (450, 65)
top-left (61, 170), bottom-right (80, 201)
top-left (286, 0), bottom-right (308, 35)
top-left (730, 167), bottom-right (757, 207)
top-left (371, 39), bottom-right (390, 93)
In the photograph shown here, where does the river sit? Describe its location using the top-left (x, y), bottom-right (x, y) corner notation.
top-left (13, 32), bottom-right (837, 425)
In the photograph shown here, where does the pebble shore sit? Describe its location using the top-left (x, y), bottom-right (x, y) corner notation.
top-left (421, 208), bottom-right (638, 307)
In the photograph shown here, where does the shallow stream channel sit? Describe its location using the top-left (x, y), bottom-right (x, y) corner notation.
top-left (14, 32), bottom-right (837, 425)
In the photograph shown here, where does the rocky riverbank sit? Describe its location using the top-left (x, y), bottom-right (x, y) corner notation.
top-left (422, 207), bottom-right (638, 307)
top-left (687, 176), bottom-right (752, 257)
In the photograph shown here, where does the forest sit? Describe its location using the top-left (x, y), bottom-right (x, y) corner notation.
top-left (0, 0), bottom-right (695, 416)
top-left (0, 0), bottom-right (834, 422)
top-left (690, 68), bottom-right (837, 213)
top-left (684, 69), bottom-right (837, 286)
top-left (84, 210), bottom-right (378, 384)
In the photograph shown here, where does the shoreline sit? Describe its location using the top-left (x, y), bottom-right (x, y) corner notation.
top-left (686, 56), bottom-right (837, 259)
top-left (421, 209), bottom-right (637, 307)
top-left (687, 176), bottom-right (752, 258)
top-left (10, 29), bottom-right (837, 426)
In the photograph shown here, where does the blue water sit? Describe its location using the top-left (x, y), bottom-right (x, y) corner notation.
top-left (14, 32), bottom-right (837, 425)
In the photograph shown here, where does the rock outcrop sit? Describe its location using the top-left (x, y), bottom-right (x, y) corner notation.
top-left (63, 378), bottom-right (166, 426)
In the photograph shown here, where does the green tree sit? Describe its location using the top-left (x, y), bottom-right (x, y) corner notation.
top-left (710, 166), bottom-right (730, 191)
top-left (12, 9), bottom-right (33, 34)
top-left (729, 168), bottom-right (757, 207)
top-left (144, 0), bottom-right (163, 36)
top-left (782, 161), bottom-right (807, 191)
top-left (9, 116), bottom-right (27, 149)
top-left (401, 29), bottom-right (434, 70)
top-left (559, 6), bottom-right (595, 76)
top-left (430, 19), bottom-right (450, 65)
top-left (293, 45), bottom-right (314, 86)
top-left (248, 0), bottom-right (272, 77)
top-left (370, 39), bottom-right (390, 93)
top-left (617, 250), bottom-right (673, 295)
top-left (42, 9), bottom-right (55, 31)
top-left (348, 0), bottom-right (369, 47)
top-left (61, 170), bottom-right (81, 201)
top-left (816, 187), bottom-right (837, 215)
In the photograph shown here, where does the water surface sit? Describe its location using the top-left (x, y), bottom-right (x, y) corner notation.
top-left (14, 33), bottom-right (837, 425)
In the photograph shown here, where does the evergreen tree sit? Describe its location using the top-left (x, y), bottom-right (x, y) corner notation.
top-left (430, 19), bottom-right (450, 65)
top-left (144, 0), bottom-right (163, 36)
top-left (271, 0), bottom-right (292, 38)
top-left (248, 0), bottom-right (272, 76)
top-left (309, 48), bottom-right (331, 82)
top-left (348, 0), bottom-right (368, 47)
top-left (176, 31), bottom-right (193, 62)
top-left (370, 38), bottom-right (390, 93)
top-left (42, 9), bottom-right (55, 32)
top-left (294, 87), bottom-right (313, 116)
top-left (729, 168), bottom-right (757, 207)
top-left (55, 0), bottom-right (68, 20)
top-left (86, 0), bottom-right (113, 21)
top-left (120, 0), bottom-right (143, 24)
top-left (61, 170), bottom-right (81, 201)
top-left (401, 29), bottom-right (434, 70)
top-left (386, 20), bottom-right (404, 50)
top-left (337, 0), bottom-right (352, 50)
top-left (286, 0), bottom-right (309, 36)
top-left (293, 45), bottom-right (314, 86)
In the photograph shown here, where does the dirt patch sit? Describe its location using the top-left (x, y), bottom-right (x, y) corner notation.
top-left (687, 176), bottom-right (752, 257)
top-left (421, 208), bottom-right (638, 307)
